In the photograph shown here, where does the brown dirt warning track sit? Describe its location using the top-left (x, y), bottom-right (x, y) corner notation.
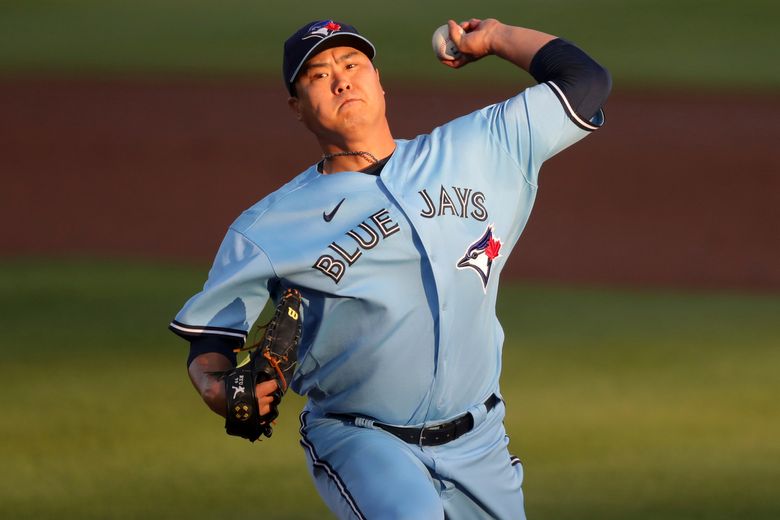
top-left (0, 78), bottom-right (778, 291)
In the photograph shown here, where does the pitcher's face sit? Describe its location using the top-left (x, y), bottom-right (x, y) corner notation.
top-left (289, 46), bottom-right (386, 138)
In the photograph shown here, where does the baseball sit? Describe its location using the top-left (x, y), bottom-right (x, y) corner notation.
top-left (432, 24), bottom-right (463, 60)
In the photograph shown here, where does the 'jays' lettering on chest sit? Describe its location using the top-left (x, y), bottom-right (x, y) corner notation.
top-left (418, 185), bottom-right (488, 221)
top-left (312, 208), bottom-right (400, 284)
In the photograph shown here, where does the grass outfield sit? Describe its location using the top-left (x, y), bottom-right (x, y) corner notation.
top-left (0, 0), bottom-right (777, 89)
top-left (1, 259), bottom-right (778, 519)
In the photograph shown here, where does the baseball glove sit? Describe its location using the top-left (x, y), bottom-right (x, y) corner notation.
top-left (217, 288), bottom-right (302, 442)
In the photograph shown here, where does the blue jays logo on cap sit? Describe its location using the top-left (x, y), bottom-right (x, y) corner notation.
top-left (457, 225), bottom-right (503, 291)
top-left (303, 20), bottom-right (343, 40)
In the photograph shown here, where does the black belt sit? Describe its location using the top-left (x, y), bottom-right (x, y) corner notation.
top-left (330, 394), bottom-right (501, 447)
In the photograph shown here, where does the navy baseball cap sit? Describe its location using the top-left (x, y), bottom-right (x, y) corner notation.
top-left (283, 20), bottom-right (376, 96)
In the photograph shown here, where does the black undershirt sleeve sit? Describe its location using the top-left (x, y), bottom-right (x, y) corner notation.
top-left (529, 38), bottom-right (612, 123)
top-left (187, 335), bottom-right (239, 367)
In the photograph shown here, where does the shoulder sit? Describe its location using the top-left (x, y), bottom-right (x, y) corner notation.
top-left (395, 87), bottom-right (539, 154)
top-left (421, 86), bottom-right (546, 141)
top-left (230, 166), bottom-right (320, 236)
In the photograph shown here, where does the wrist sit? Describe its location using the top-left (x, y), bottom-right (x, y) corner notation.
top-left (485, 21), bottom-right (511, 57)
top-left (202, 379), bottom-right (227, 417)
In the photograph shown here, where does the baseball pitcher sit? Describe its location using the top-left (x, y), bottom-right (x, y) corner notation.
top-left (170, 16), bottom-right (610, 519)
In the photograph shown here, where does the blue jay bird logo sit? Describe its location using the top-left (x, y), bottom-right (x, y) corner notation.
top-left (457, 225), bottom-right (503, 291)
top-left (304, 20), bottom-right (342, 40)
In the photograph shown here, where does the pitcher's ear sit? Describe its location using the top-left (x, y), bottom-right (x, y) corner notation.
top-left (288, 96), bottom-right (302, 121)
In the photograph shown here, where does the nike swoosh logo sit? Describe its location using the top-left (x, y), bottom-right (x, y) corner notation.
top-left (323, 198), bottom-right (346, 222)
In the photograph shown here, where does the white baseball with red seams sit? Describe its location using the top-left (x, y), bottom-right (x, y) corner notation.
top-left (432, 24), bottom-right (463, 60)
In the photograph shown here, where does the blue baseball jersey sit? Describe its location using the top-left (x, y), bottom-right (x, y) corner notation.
top-left (171, 81), bottom-right (602, 426)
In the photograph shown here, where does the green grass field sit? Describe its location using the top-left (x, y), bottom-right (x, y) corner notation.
top-left (0, 0), bottom-right (778, 89)
top-left (1, 259), bottom-right (778, 519)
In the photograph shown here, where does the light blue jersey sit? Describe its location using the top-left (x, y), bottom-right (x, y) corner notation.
top-left (172, 82), bottom-right (600, 424)
top-left (172, 81), bottom-right (602, 518)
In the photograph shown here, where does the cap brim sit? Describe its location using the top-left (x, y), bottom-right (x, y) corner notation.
top-left (288, 33), bottom-right (376, 87)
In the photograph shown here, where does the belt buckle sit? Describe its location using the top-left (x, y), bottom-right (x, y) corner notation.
top-left (418, 424), bottom-right (433, 446)
top-left (420, 420), bottom-right (454, 446)
top-left (418, 422), bottom-right (442, 446)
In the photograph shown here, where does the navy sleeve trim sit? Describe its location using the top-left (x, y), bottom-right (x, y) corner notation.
top-left (529, 38), bottom-right (611, 131)
top-left (547, 80), bottom-right (605, 132)
top-left (186, 335), bottom-right (239, 367)
top-left (169, 320), bottom-right (248, 343)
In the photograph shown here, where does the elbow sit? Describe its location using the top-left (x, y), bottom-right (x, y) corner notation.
top-left (564, 63), bottom-right (612, 125)
top-left (592, 64), bottom-right (613, 108)
top-left (530, 38), bottom-right (612, 121)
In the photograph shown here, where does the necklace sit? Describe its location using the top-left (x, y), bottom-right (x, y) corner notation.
top-left (322, 150), bottom-right (380, 165)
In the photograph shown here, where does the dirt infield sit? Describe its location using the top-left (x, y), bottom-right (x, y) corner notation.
top-left (1, 78), bottom-right (778, 291)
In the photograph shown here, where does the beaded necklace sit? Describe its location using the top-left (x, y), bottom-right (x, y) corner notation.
top-left (321, 150), bottom-right (379, 169)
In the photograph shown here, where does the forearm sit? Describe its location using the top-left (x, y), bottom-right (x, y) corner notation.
top-left (486, 22), bottom-right (557, 72)
top-left (188, 352), bottom-right (233, 418)
top-left (460, 19), bottom-right (612, 122)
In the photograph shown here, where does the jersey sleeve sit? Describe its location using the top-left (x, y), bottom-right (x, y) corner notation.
top-left (481, 81), bottom-right (604, 186)
top-left (169, 228), bottom-right (275, 346)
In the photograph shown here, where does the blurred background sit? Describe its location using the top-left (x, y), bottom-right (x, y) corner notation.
top-left (1, 1), bottom-right (778, 518)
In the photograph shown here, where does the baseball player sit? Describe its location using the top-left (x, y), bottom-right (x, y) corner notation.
top-left (170, 17), bottom-right (610, 519)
